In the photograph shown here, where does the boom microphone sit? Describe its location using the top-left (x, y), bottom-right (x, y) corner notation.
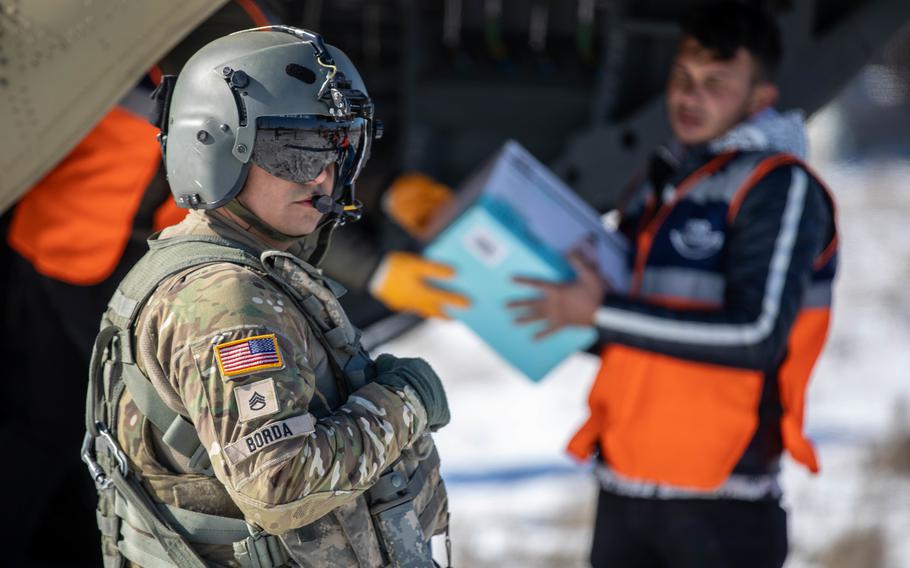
top-left (313, 195), bottom-right (342, 215)
top-left (313, 195), bottom-right (363, 223)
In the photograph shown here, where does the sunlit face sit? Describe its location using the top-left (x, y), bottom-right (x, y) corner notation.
top-left (666, 36), bottom-right (778, 146)
top-left (237, 162), bottom-right (335, 237)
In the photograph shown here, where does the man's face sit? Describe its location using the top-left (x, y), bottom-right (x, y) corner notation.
top-left (666, 37), bottom-right (777, 146)
top-left (237, 162), bottom-right (335, 237)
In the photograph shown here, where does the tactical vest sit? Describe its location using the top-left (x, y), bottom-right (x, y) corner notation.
top-left (83, 233), bottom-right (449, 568)
top-left (568, 151), bottom-right (838, 492)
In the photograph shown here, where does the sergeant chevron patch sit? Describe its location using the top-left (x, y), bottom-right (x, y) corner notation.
top-left (223, 413), bottom-right (317, 465)
top-left (234, 378), bottom-right (279, 423)
top-left (215, 333), bottom-right (284, 379)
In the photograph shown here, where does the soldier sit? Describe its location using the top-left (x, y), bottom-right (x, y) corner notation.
top-left (83, 26), bottom-right (451, 567)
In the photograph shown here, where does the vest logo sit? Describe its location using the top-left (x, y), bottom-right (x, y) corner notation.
top-left (669, 219), bottom-right (724, 260)
top-left (222, 413), bottom-right (317, 465)
top-left (248, 392), bottom-right (267, 411)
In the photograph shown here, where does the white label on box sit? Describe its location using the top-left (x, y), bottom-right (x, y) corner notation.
top-left (463, 224), bottom-right (507, 268)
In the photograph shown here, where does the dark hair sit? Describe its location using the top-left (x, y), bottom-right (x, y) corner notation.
top-left (679, 2), bottom-right (783, 81)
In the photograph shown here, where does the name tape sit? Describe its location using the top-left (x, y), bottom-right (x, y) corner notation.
top-left (223, 413), bottom-right (317, 465)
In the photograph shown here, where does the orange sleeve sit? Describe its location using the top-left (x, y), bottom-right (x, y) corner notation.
top-left (8, 107), bottom-right (162, 285)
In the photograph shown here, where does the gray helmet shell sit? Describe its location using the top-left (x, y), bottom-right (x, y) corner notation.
top-left (163, 28), bottom-right (370, 209)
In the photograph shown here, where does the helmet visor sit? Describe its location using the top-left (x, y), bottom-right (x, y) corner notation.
top-left (251, 116), bottom-right (367, 185)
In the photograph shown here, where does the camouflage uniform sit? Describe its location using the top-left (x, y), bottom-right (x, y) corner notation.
top-left (113, 209), bottom-right (447, 566)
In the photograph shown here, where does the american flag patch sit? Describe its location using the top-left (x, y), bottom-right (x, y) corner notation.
top-left (214, 334), bottom-right (284, 378)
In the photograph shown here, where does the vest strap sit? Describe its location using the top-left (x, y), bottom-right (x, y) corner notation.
top-left (114, 480), bottom-right (290, 567)
top-left (121, 361), bottom-right (212, 474)
top-left (112, 233), bottom-right (263, 327)
top-left (118, 524), bottom-right (188, 568)
top-left (233, 529), bottom-right (292, 568)
top-left (107, 466), bottom-right (209, 568)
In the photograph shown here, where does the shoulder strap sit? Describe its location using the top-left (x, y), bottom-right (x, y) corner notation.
top-left (260, 251), bottom-right (374, 392)
top-left (121, 363), bottom-right (213, 474)
top-left (107, 234), bottom-right (263, 330)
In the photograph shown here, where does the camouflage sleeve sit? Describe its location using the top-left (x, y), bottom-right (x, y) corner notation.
top-left (137, 263), bottom-right (429, 534)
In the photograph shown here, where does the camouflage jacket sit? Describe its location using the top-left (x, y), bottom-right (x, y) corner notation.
top-left (115, 210), bottom-right (444, 567)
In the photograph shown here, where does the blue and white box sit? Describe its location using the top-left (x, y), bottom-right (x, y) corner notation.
top-left (423, 141), bottom-right (629, 381)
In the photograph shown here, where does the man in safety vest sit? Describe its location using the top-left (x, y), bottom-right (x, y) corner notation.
top-left (511, 4), bottom-right (837, 567)
top-left (82, 26), bottom-right (451, 567)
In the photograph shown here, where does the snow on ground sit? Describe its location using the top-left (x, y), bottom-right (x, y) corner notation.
top-left (376, 107), bottom-right (910, 567)
top-left (783, 147), bottom-right (910, 568)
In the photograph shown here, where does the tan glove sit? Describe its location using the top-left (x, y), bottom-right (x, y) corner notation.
top-left (369, 251), bottom-right (470, 319)
top-left (383, 173), bottom-right (454, 238)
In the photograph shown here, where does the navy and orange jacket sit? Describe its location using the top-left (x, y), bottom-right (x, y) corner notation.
top-left (568, 142), bottom-right (838, 492)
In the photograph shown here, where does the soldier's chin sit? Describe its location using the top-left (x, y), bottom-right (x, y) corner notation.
top-left (672, 122), bottom-right (712, 146)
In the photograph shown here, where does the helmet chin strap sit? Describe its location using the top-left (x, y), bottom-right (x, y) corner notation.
top-left (223, 198), bottom-right (307, 242)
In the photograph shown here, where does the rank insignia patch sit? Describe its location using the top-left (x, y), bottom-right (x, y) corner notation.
top-left (215, 334), bottom-right (284, 379)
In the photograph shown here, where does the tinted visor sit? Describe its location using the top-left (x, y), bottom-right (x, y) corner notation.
top-left (251, 116), bottom-right (366, 184)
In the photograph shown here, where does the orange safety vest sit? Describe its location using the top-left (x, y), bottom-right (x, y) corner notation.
top-left (8, 106), bottom-right (186, 286)
top-left (568, 152), bottom-right (838, 490)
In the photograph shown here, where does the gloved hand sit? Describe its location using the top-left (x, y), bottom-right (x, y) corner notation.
top-left (383, 173), bottom-right (454, 239)
top-left (368, 251), bottom-right (470, 319)
top-left (373, 354), bottom-right (450, 431)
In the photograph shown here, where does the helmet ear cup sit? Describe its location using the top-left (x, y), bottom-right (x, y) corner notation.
top-left (163, 27), bottom-right (373, 210)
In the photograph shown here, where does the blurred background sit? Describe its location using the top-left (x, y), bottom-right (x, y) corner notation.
top-left (2, 1), bottom-right (910, 566)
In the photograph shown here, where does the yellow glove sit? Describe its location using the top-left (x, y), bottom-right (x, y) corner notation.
top-left (383, 173), bottom-right (454, 238)
top-left (369, 251), bottom-right (471, 319)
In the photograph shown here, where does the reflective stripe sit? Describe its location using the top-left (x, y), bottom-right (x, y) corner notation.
top-left (680, 153), bottom-right (768, 206)
top-left (803, 281), bottom-right (833, 308)
top-left (595, 463), bottom-right (782, 501)
top-left (595, 168), bottom-right (808, 346)
top-left (639, 267), bottom-right (725, 304)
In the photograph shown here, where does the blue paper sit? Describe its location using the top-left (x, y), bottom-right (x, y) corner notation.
top-left (424, 196), bottom-right (597, 382)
